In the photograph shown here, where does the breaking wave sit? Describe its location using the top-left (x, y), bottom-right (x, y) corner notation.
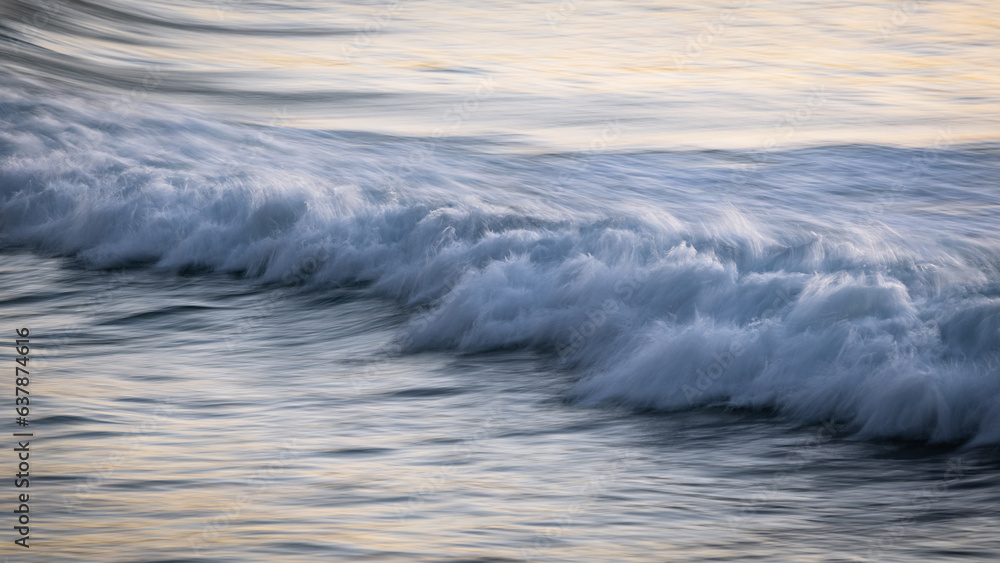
top-left (2, 70), bottom-right (999, 446)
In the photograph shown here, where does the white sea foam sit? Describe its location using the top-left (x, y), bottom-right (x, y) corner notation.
top-left (2, 78), bottom-right (999, 445)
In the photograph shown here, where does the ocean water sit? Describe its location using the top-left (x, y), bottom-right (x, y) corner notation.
top-left (1, 0), bottom-right (1000, 561)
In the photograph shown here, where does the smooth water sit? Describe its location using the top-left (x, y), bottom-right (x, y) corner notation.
top-left (1, 1), bottom-right (999, 561)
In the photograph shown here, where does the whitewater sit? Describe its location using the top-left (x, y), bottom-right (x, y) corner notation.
top-left (1, 1), bottom-right (999, 561)
top-left (3, 68), bottom-right (998, 446)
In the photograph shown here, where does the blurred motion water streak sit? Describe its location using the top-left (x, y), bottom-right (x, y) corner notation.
top-left (1, 0), bottom-right (999, 561)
